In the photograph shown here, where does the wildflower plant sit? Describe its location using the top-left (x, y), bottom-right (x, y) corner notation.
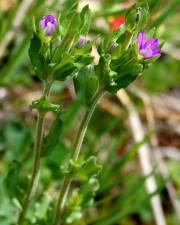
top-left (15, 1), bottom-right (162, 225)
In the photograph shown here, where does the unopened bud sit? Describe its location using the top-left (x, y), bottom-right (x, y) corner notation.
top-left (39, 15), bottom-right (58, 36)
top-left (76, 36), bottom-right (89, 49)
top-left (108, 42), bottom-right (118, 53)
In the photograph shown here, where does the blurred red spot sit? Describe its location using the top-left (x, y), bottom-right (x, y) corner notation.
top-left (111, 16), bottom-right (125, 31)
top-left (122, 2), bottom-right (133, 8)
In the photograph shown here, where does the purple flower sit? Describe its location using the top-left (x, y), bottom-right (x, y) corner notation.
top-left (39, 15), bottom-right (58, 36)
top-left (137, 32), bottom-right (161, 59)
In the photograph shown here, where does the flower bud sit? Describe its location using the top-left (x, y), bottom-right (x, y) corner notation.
top-left (108, 42), bottom-right (118, 53)
top-left (39, 15), bottom-right (58, 36)
top-left (76, 36), bottom-right (89, 49)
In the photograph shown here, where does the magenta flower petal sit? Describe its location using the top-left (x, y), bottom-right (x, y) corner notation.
top-left (139, 48), bottom-right (153, 58)
top-left (150, 39), bottom-right (159, 51)
top-left (137, 32), bottom-right (161, 59)
top-left (152, 50), bottom-right (161, 57)
top-left (138, 32), bottom-right (146, 49)
top-left (143, 38), bottom-right (156, 49)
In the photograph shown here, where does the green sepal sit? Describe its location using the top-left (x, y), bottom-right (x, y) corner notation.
top-left (70, 157), bottom-right (86, 170)
top-left (52, 13), bottom-right (81, 63)
top-left (132, 42), bottom-right (139, 60)
top-left (136, 2), bottom-right (150, 31)
top-left (102, 25), bottom-right (126, 54)
top-left (125, 6), bottom-right (137, 32)
top-left (125, 2), bottom-right (150, 32)
top-left (52, 33), bottom-right (76, 63)
top-left (38, 27), bottom-right (53, 43)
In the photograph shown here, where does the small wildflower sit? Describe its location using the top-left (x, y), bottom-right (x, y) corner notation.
top-left (39, 15), bottom-right (58, 36)
top-left (111, 16), bottom-right (125, 31)
top-left (137, 32), bottom-right (161, 59)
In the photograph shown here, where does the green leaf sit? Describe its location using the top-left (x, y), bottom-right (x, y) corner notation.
top-left (82, 156), bottom-right (102, 179)
top-left (68, 189), bottom-right (83, 208)
top-left (75, 55), bottom-right (93, 66)
top-left (96, 54), bottom-right (117, 89)
top-left (59, 17), bottom-right (71, 36)
top-left (85, 177), bottom-right (100, 193)
top-left (74, 66), bottom-right (99, 106)
top-left (29, 34), bottom-right (45, 80)
top-left (116, 63), bottom-right (144, 77)
top-left (12, 198), bottom-right (22, 211)
top-left (113, 135), bottom-right (151, 174)
top-left (69, 13), bottom-right (81, 33)
top-left (66, 209), bottom-right (82, 224)
top-left (80, 178), bottom-right (100, 207)
top-left (111, 49), bottom-right (134, 70)
top-left (70, 156), bottom-right (102, 181)
top-left (5, 161), bottom-right (28, 199)
top-left (80, 5), bottom-right (91, 35)
top-left (107, 75), bottom-right (137, 93)
top-left (53, 63), bottom-right (77, 81)
top-left (31, 96), bottom-right (62, 114)
top-left (61, 0), bottom-right (79, 19)
top-left (34, 193), bottom-right (53, 220)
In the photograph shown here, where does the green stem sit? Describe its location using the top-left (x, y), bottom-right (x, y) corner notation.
top-left (53, 90), bottom-right (105, 225)
top-left (17, 81), bottom-right (52, 224)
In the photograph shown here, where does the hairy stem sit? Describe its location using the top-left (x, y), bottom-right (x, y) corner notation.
top-left (17, 81), bottom-right (52, 224)
top-left (53, 90), bottom-right (105, 225)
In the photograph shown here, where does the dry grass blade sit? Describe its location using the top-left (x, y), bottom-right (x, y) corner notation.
top-left (117, 89), bottom-right (167, 225)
